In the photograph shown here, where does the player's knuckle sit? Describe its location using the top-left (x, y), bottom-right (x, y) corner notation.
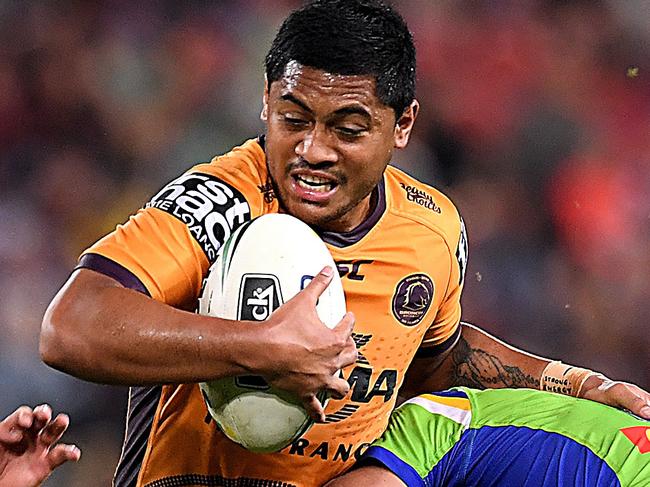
top-left (334, 334), bottom-right (348, 348)
top-left (631, 396), bottom-right (645, 407)
top-left (605, 383), bottom-right (633, 402)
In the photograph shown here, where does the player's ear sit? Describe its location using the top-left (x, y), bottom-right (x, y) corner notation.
top-left (393, 100), bottom-right (419, 149)
top-left (261, 76), bottom-right (269, 122)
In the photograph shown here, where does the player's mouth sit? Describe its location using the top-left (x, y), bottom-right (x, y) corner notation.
top-left (290, 171), bottom-right (339, 203)
top-left (295, 174), bottom-right (335, 192)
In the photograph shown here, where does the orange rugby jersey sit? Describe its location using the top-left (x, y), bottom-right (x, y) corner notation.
top-left (78, 137), bottom-right (468, 487)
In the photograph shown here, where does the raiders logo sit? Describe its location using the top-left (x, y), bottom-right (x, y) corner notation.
top-left (391, 274), bottom-right (434, 326)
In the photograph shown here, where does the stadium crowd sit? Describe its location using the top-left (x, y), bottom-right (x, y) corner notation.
top-left (0, 0), bottom-right (648, 485)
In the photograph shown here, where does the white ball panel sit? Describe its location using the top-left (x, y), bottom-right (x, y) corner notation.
top-left (198, 214), bottom-right (347, 453)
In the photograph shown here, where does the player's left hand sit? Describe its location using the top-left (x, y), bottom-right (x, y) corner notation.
top-left (580, 375), bottom-right (650, 419)
top-left (0, 404), bottom-right (81, 487)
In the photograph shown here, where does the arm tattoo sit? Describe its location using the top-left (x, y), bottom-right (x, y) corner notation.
top-left (450, 336), bottom-right (539, 389)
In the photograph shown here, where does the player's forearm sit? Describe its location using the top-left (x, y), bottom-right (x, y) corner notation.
top-left (437, 322), bottom-right (548, 390)
top-left (40, 269), bottom-right (261, 385)
top-left (441, 323), bottom-right (650, 418)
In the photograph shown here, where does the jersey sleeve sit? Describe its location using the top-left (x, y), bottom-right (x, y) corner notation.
top-left (79, 206), bottom-right (209, 305)
top-left (78, 141), bottom-right (266, 307)
top-left (417, 217), bottom-right (467, 355)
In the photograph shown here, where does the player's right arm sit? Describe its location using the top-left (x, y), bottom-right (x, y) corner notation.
top-left (42, 267), bottom-right (268, 385)
top-left (41, 267), bottom-right (353, 403)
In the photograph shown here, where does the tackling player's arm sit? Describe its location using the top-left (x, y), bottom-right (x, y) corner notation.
top-left (403, 322), bottom-right (650, 419)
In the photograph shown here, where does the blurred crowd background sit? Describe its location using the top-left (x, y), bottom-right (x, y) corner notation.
top-left (0, 0), bottom-right (648, 485)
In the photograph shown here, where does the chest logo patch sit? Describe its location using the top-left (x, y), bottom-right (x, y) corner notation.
top-left (391, 273), bottom-right (434, 326)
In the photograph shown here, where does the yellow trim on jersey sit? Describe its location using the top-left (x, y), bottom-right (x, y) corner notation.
top-left (403, 394), bottom-right (472, 428)
top-left (419, 394), bottom-right (471, 410)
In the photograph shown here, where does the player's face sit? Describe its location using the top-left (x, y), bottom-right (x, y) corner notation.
top-left (263, 62), bottom-right (418, 232)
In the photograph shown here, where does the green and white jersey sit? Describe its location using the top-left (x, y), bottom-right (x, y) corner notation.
top-left (360, 388), bottom-right (650, 486)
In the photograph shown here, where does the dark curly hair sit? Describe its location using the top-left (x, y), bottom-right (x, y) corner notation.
top-left (265, 0), bottom-right (416, 116)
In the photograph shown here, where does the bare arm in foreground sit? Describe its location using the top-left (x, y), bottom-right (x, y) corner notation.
top-left (40, 266), bottom-right (357, 420)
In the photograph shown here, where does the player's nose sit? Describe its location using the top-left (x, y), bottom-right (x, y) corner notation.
top-left (295, 126), bottom-right (338, 165)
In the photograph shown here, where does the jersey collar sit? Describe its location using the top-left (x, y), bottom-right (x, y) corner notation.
top-left (316, 177), bottom-right (386, 248)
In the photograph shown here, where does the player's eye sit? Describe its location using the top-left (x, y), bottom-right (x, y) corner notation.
top-left (282, 115), bottom-right (309, 128)
top-left (336, 126), bottom-right (365, 138)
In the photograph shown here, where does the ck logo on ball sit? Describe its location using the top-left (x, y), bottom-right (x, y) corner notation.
top-left (391, 274), bottom-right (434, 326)
top-left (238, 274), bottom-right (283, 321)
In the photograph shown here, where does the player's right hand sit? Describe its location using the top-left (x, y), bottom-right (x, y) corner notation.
top-left (0, 404), bottom-right (81, 487)
top-left (256, 266), bottom-right (357, 422)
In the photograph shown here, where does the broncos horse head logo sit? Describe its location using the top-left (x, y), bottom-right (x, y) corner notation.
top-left (392, 274), bottom-right (435, 326)
top-left (402, 281), bottom-right (431, 311)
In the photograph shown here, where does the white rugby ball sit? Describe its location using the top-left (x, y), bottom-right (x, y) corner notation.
top-left (198, 213), bottom-right (346, 453)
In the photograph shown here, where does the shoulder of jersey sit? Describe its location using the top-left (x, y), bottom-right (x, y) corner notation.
top-left (385, 165), bottom-right (462, 241)
top-left (189, 138), bottom-right (269, 208)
